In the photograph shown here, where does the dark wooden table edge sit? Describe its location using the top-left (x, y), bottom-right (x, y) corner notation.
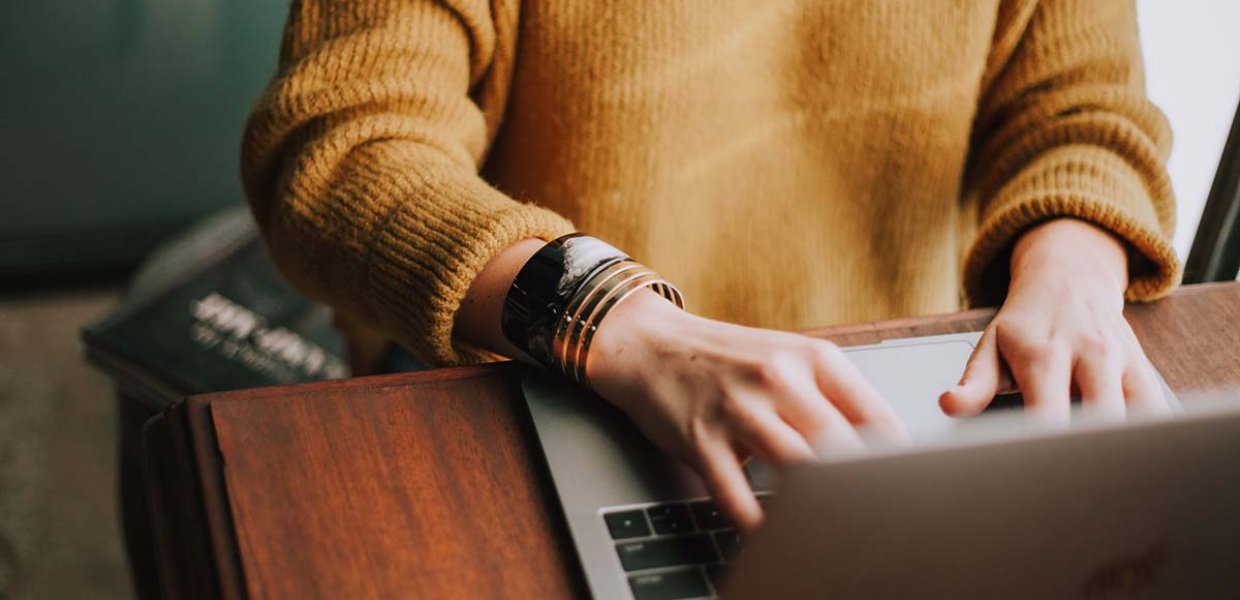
top-left (189, 399), bottom-right (248, 598)
top-left (143, 403), bottom-right (226, 598)
top-left (141, 281), bottom-right (1240, 598)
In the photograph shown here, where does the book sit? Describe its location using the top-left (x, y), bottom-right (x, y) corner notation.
top-left (81, 207), bottom-right (350, 411)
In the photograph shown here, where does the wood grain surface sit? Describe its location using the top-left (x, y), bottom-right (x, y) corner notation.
top-left (146, 282), bottom-right (1240, 599)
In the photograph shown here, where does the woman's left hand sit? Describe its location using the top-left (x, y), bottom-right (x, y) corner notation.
top-left (939, 218), bottom-right (1170, 422)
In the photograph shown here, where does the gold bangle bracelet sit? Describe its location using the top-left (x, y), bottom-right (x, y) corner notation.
top-left (575, 277), bottom-right (680, 387)
top-left (552, 261), bottom-right (646, 372)
top-left (564, 269), bottom-right (682, 386)
top-left (565, 270), bottom-right (664, 383)
top-left (546, 258), bottom-right (683, 387)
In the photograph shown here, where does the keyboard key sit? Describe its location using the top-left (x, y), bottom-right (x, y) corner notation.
top-left (604, 510), bottom-right (651, 540)
top-left (689, 501), bottom-right (729, 530)
top-left (713, 530), bottom-right (740, 562)
top-left (704, 564), bottom-right (727, 591)
top-left (647, 503), bottom-right (694, 535)
top-left (628, 569), bottom-right (711, 600)
top-left (616, 534), bottom-right (719, 571)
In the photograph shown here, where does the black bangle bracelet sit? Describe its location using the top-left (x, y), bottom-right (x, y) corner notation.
top-left (502, 234), bottom-right (630, 367)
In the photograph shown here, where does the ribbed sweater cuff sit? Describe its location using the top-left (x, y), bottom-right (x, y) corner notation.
top-left (366, 179), bottom-right (574, 366)
top-left (964, 145), bottom-right (1181, 307)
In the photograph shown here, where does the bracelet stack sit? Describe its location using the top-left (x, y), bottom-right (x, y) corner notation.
top-left (502, 234), bottom-right (684, 388)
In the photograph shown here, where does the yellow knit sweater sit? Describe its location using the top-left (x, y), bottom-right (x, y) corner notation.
top-left (242, 0), bottom-right (1179, 366)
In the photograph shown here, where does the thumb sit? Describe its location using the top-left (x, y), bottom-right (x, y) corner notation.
top-left (940, 328), bottom-right (1000, 417)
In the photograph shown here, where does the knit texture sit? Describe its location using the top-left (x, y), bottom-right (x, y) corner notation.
top-left (242, 0), bottom-right (1179, 366)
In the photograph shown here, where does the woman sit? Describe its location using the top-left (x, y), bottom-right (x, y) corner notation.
top-left (242, 0), bottom-right (1179, 529)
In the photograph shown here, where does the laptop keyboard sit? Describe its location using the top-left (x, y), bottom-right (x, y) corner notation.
top-left (602, 493), bottom-right (771, 600)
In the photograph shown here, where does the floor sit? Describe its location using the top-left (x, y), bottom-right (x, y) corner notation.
top-left (0, 287), bottom-right (133, 600)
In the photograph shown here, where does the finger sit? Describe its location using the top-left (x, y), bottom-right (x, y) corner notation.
top-left (940, 328), bottom-right (1001, 417)
top-left (784, 388), bottom-right (869, 456)
top-left (760, 366), bottom-right (869, 448)
top-left (1008, 343), bottom-right (1072, 424)
top-left (695, 436), bottom-right (762, 531)
top-left (773, 379), bottom-right (870, 457)
top-left (1122, 352), bottom-right (1171, 415)
top-left (810, 345), bottom-right (906, 437)
top-left (728, 400), bottom-right (817, 464)
top-left (1113, 323), bottom-right (1170, 414)
top-left (1073, 350), bottom-right (1125, 422)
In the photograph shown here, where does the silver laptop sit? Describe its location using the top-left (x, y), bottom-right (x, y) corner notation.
top-left (521, 332), bottom-right (1236, 599)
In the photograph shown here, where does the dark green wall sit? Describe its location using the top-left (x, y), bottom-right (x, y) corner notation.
top-left (0, 0), bottom-right (288, 279)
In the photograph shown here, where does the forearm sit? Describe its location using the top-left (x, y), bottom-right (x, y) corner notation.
top-left (453, 238), bottom-right (546, 364)
top-left (242, 0), bottom-right (575, 366)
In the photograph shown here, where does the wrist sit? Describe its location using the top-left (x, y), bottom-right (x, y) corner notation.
top-left (586, 289), bottom-right (689, 386)
top-left (499, 233), bottom-right (685, 385)
top-left (1010, 218), bottom-right (1128, 295)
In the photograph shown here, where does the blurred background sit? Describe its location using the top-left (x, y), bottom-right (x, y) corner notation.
top-left (0, 1), bottom-right (288, 597)
top-left (0, 1), bottom-right (1237, 598)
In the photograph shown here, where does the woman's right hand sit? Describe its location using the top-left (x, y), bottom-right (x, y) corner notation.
top-left (586, 291), bottom-right (906, 531)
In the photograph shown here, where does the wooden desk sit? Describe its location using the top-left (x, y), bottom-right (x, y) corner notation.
top-left (143, 282), bottom-right (1240, 599)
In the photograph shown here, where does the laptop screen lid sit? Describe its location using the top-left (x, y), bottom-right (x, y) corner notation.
top-left (723, 399), bottom-right (1240, 599)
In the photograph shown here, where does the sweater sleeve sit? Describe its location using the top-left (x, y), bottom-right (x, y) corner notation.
top-left (241, 0), bottom-right (574, 366)
top-left (962, 0), bottom-right (1181, 307)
